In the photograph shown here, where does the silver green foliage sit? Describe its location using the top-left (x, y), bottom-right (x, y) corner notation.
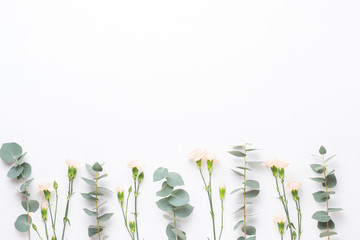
top-left (0, 142), bottom-right (39, 233)
top-left (82, 162), bottom-right (113, 239)
top-left (310, 146), bottom-right (342, 238)
top-left (229, 144), bottom-right (261, 239)
top-left (153, 167), bottom-right (193, 240)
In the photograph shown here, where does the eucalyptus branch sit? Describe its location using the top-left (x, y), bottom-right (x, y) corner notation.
top-left (229, 144), bottom-right (260, 239)
top-left (0, 142), bottom-right (40, 239)
top-left (310, 146), bottom-right (341, 239)
top-left (153, 167), bottom-right (193, 240)
top-left (82, 162), bottom-right (113, 240)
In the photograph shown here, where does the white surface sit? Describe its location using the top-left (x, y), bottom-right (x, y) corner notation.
top-left (0, 1), bottom-right (359, 239)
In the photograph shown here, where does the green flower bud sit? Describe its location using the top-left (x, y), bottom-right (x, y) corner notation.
top-left (51, 236), bottom-right (56, 240)
top-left (277, 222), bottom-right (285, 234)
top-left (53, 180), bottom-right (58, 190)
top-left (44, 190), bottom-right (51, 201)
top-left (32, 223), bottom-right (37, 231)
top-left (132, 167), bottom-right (139, 180)
top-left (278, 168), bottom-right (285, 180)
top-left (138, 172), bottom-right (144, 184)
top-left (41, 201), bottom-right (48, 221)
top-left (117, 186), bottom-right (124, 205)
top-left (128, 186), bottom-right (132, 193)
top-left (207, 160), bottom-right (213, 173)
top-left (291, 189), bottom-right (299, 201)
top-left (219, 182), bottom-right (226, 200)
top-left (68, 167), bottom-right (77, 181)
top-left (129, 219), bottom-right (136, 234)
top-left (271, 166), bottom-right (278, 177)
top-left (196, 159), bottom-right (202, 168)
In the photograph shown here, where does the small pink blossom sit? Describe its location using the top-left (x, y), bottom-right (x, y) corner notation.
top-left (128, 159), bottom-right (144, 169)
top-left (273, 214), bottom-right (287, 223)
top-left (189, 148), bottom-right (208, 162)
top-left (287, 181), bottom-right (302, 191)
top-left (65, 159), bottom-right (79, 168)
top-left (38, 182), bottom-right (53, 192)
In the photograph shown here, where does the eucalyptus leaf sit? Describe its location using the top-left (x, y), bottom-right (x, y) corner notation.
top-left (241, 225), bottom-right (256, 235)
top-left (14, 214), bottom-right (32, 232)
top-left (174, 204), bottom-right (193, 218)
top-left (318, 219), bottom-right (335, 230)
top-left (244, 190), bottom-right (260, 198)
top-left (319, 146), bottom-right (327, 155)
top-left (229, 151), bottom-right (246, 157)
top-left (88, 225), bottom-right (103, 237)
top-left (231, 169), bottom-right (244, 177)
top-left (310, 164), bottom-right (325, 173)
top-left (98, 213), bottom-right (113, 222)
top-left (319, 231), bottom-right (337, 237)
top-left (245, 180), bottom-right (260, 189)
top-left (21, 200), bottom-right (39, 213)
top-left (166, 172), bottom-right (184, 187)
top-left (312, 211), bottom-right (330, 222)
top-left (168, 189), bottom-right (189, 207)
top-left (92, 162), bottom-right (103, 172)
top-left (20, 162), bottom-right (31, 179)
top-left (156, 198), bottom-right (174, 211)
top-left (0, 142), bottom-right (23, 163)
top-left (325, 174), bottom-right (337, 188)
top-left (7, 165), bottom-right (24, 178)
top-left (20, 178), bottom-right (34, 191)
top-left (153, 167), bottom-right (169, 182)
top-left (83, 208), bottom-right (97, 216)
top-left (156, 182), bottom-right (173, 197)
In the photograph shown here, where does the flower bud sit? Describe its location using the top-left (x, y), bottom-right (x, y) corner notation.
top-left (207, 160), bottom-right (214, 173)
top-left (51, 236), bottom-right (56, 240)
top-left (132, 167), bottom-right (139, 179)
top-left (129, 218), bottom-right (136, 234)
top-left (271, 166), bottom-right (278, 177)
top-left (291, 190), bottom-right (299, 200)
top-left (273, 214), bottom-right (287, 234)
top-left (278, 167), bottom-right (285, 180)
top-left (41, 201), bottom-right (48, 221)
top-left (32, 223), bottom-right (37, 231)
top-left (219, 181), bottom-right (226, 200)
top-left (66, 159), bottom-right (79, 181)
top-left (53, 180), bottom-right (58, 190)
top-left (138, 172), bottom-right (144, 184)
top-left (117, 185), bottom-right (124, 205)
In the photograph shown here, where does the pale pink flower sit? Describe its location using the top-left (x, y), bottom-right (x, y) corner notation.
top-left (38, 182), bottom-right (54, 192)
top-left (219, 181), bottom-right (226, 190)
top-left (65, 159), bottom-right (79, 168)
top-left (203, 152), bottom-right (219, 163)
top-left (128, 159), bottom-right (144, 169)
top-left (275, 160), bottom-right (290, 169)
top-left (265, 158), bottom-right (278, 167)
top-left (189, 148), bottom-right (208, 162)
top-left (41, 201), bottom-right (49, 210)
top-left (116, 185), bottom-right (124, 193)
top-left (273, 214), bottom-right (287, 223)
top-left (287, 181), bottom-right (302, 191)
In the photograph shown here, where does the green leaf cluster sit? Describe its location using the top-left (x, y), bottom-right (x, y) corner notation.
top-left (0, 142), bottom-right (39, 233)
top-left (82, 162), bottom-right (113, 239)
top-left (154, 167), bottom-right (193, 240)
top-left (310, 146), bottom-right (342, 238)
top-left (229, 144), bottom-right (260, 240)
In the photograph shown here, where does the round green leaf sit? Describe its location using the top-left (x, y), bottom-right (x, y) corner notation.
top-left (7, 165), bottom-right (24, 178)
top-left (21, 162), bottom-right (32, 179)
top-left (242, 225), bottom-right (256, 235)
top-left (166, 172), bottom-right (184, 187)
top-left (318, 219), bottom-right (335, 230)
top-left (319, 146), bottom-right (327, 155)
top-left (156, 198), bottom-right (174, 211)
top-left (21, 200), bottom-right (39, 213)
top-left (14, 214), bottom-right (32, 232)
top-left (312, 211), bottom-right (330, 222)
top-left (0, 142), bottom-right (23, 163)
top-left (245, 180), bottom-right (260, 189)
top-left (92, 162), bottom-right (103, 172)
top-left (174, 204), bottom-right (193, 218)
top-left (156, 182), bottom-right (173, 197)
top-left (244, 189), bottom-right (260, 198)
top-left (153, 167), bottom-right (168, 182)
top-left (168, 189), bottom-right (189, 207)
top-left (325, 174), bottom-right (337, 188)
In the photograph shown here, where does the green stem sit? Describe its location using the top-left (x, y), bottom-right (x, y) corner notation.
top-left (26, 196), bottom-right (31, 240)
top-left (199, 168), bottom-right (217, 240)
top-left (295, 199), bottom-right (302, 240)
top-left (95, 172), bottom-right (101, 240)
top-left (61, 180), bottom-right (73, 240)
top-left (134, 179), bottom-right (140, 240)
top-left (322, 154), bottom-right (330, 240)
top-left (34, 226), bottom-right (44, 240)
top-left (219, 199), bottom-right (224, 240)
top-left (47, 200), bottom-right (57, 239)
top-left (54, 189), bottom-right (58, 226)
top-left (120, 205), bottom-right (134, 239)
top-left (243, 150), bottom-right (247, 239)
top-left (275, 177), bottom-right (294, 240)
top-left (44, 221), bottom-right (49, 240)
top-left (173, 211), bottom-right (178, 240)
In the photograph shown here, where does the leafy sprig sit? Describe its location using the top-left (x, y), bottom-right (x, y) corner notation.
top-left (153, 167), bottom-right (194, 240)
top-left (0, 142), bottom-right (40, 239)
top-left (310, 146), bottom-right (342, 239)
top-left (82, 162), bottom-right (113, 240)
top-left (229, 143), bottom-right (261, 240)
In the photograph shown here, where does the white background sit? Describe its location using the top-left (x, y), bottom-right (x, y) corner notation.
top-left (0, 1), bottom-right (359, 239)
